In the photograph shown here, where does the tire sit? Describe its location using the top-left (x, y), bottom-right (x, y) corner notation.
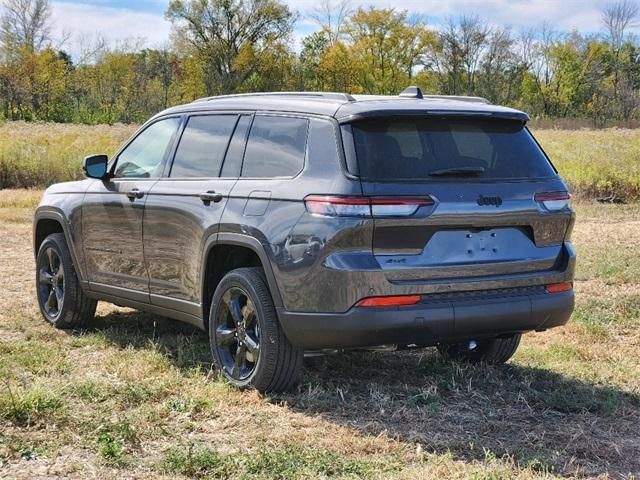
top-left (437, 334), bottom-right (521, 364)
top-left (208, 267), bottom-right (302, 393)
top-left (35, 233), bottom-right (97, 329)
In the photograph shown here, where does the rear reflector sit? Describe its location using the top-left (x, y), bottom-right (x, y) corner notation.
top-left (355, 295), bottom-right (421, 307)
top-left (535, 191), bottom-right (571, 211)
top-left (305, 195), bottom-right (433, 218)
top-left (545, 282), bottom-right (573, 293)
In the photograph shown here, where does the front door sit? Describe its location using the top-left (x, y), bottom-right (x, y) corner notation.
top-left (82, 116), bottom-right (182, 300)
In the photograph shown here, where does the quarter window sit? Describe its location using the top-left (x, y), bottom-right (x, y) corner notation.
top-left (241, 116), bottom-right (308, 178)
top-left (170, 115), bottom-right (238, 178)
top-left (114, 117), bottom-right (180, 178)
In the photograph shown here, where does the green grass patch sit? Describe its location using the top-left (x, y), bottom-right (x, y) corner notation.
top-left (0, 385), bottom-right (65, 426)
top-left (0, 342), bottom-right (70, 376)
top-left (573, 296), bottom-right (640, 331)
top-left (160, 444), bottom-right (401, 479)
top-left (95, 417), bottom-right (138, 467)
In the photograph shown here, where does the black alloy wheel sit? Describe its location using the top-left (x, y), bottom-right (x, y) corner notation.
top-left (214, 287), bottom-right (261, 381)
top-left (35, 233), bottom-right (97, 328)
top-left (209, 267), bottom-right (302, 392)
top-left (37, 246), bottom-right (65, 321)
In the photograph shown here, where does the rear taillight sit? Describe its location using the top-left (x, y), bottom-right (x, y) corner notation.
top-left (305, 195), bottom-right (433, 218)
top-left (355, 295), bottom-right (422, 307)
top-left (535, 191), bottom-right (571, 211)
top-left (545, 282), bottom-right (573, 293)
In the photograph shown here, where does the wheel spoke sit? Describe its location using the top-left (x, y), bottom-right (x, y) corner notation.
top-left (44, 289), bottom-right (55, 313)
top-left (39, 268), bottom-right (53, 285)
top-left (244, 334), bottom-right (259, 356)
top-left (55, 267), bottom-right (64, 283)
top-left (231, 345), bottom-right (246, 378)
top-left (243, 299), bottom-right (256, 328)
top-left (228, 293), bottom-right (244, 326)
top-left (216, 325), bottom-right (236, 347)
top-left (54, 286), bottom-right (64, 308)
top-left (46, 248), bottom-right (56, 272)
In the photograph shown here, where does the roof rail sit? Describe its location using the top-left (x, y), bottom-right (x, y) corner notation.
top-left (193, 91), bottom-right (356, 103)
top-left (423, 94), bottom-right (492, 105)
top-left (397, 86), bottom-right (491, 105)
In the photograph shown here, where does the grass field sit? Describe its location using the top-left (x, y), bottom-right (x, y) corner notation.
top-left (1, 121), bottom-right (640, 201)
top-left (0, 190), bottom-right (638, 479)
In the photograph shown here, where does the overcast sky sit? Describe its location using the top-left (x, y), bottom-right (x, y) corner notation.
top-left (47, 0), bottom-right (639, 56)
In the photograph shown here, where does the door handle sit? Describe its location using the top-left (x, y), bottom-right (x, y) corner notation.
top-left (199, 191), bottom-right (224, 204)
top-left (126, 188), bottom-right (144, 200)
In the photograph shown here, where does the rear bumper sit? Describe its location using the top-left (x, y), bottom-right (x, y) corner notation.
top-left (277, 288), bottom-right (574, 349)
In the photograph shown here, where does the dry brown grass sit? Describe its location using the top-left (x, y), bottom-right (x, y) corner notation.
top-left (0, 196), bottom-right (638, 479)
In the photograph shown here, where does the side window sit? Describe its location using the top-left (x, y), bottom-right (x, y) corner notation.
top-left (241, 116), bottom-right (308, 178)
top-left (114, 117), bottom-right (180, 178)
top-left (221, 115), bottom-right (252, 178)
top-left (170, 115), bottom-right (238, 178)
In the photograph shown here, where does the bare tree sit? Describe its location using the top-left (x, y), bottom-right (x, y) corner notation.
top-left (601, 0), bottom-right (639, 99)
top-left (458, 15), bottom-right (490, 93)
top-left (309, 0), bottom-right (352, 45)
top-left (0, 0), bottom-right (52, 54)
top-left (602, 0), bottom-right (639, 49)
top-left (432, 15), bottom-right (489, 95)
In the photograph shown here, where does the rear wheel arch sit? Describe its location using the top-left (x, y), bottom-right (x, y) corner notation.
top-left (200, 234), bottom-right (284, 328)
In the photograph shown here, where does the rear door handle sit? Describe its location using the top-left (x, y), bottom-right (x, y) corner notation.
top-left (126, 188), bottom-right (144, 200)
top-left (200, 191), bottom-right (224, 203)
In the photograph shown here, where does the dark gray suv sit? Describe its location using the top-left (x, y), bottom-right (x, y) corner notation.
top-left (33, 88), bottom-right (576, 392)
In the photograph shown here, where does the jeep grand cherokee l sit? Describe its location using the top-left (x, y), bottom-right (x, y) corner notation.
top-left (33, 87), bottom-right (575, 392)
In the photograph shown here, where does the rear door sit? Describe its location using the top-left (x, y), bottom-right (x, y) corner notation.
top-left (343, 116), bottom-right (573, 283)
top-left (143, 113), bottom-right (252, 312)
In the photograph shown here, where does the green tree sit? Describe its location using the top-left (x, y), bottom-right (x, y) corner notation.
top-left (345, 8), bottom-right (435, 94)
top-left (166, 0), bottom-right (297, 95)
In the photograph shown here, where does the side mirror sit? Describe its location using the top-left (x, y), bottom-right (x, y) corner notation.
top-left (83, 154), bottom-right (110, 180)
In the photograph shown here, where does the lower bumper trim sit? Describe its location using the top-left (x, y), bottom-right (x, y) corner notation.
top-left (277, 290), bottom-right (574, 349)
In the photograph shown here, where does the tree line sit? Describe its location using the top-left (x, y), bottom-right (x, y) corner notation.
top-left (0, 0), bottom-right (638, 125)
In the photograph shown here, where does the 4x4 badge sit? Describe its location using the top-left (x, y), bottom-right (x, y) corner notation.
top-left (477, 195), bottom-right (502, 207)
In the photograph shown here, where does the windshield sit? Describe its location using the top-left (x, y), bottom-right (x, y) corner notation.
top-left (347, 117), bottom-right (556, 181)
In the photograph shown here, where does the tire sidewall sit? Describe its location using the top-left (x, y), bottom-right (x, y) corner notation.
top-left (208, 269), bottom-right (277, 390)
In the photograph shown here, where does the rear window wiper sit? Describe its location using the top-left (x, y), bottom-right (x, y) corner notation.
top-left (428, 167), bottom-right (485, 177)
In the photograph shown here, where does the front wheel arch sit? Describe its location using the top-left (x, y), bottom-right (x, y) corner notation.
top-left (34, 210), bottom-right (86, 283)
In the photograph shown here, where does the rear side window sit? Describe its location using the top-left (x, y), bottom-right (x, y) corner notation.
top-left (241, 116), bottom-right (308, 178)
top-left (170, 115), bottom-right (237, 178)
top-left (349, 118), bottom-right (556, 180)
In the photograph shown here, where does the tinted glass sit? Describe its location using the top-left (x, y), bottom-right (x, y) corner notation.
top-left (115, 117), bottom-right (180, 178)
top-left (170, 115), bottom-right (237, 178)
top-left (350, 118), bottom-right (556, 180)
top-left (221, 115), bottom-right (252, 178)
top-left (242, 116), bottom-right (308, 178)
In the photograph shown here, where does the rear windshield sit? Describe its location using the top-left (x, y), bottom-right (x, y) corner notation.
top-left (347, 117), bottom-right (556, 181)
